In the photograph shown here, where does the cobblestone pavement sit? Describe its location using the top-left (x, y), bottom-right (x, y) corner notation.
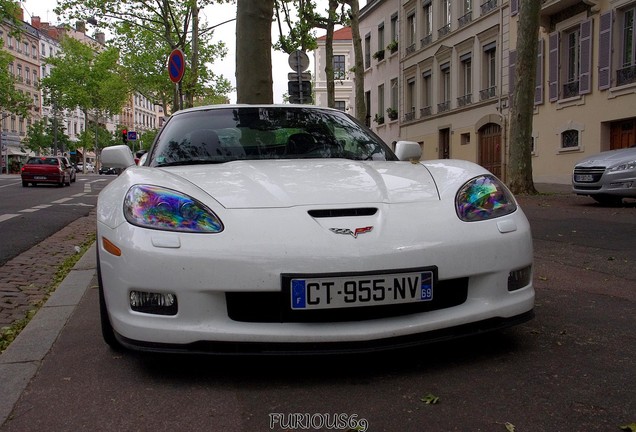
top-left (0, 210), bottom-right (96, 330)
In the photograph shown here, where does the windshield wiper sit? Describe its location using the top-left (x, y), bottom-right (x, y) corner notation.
top-left (156, 159), bottom-right (227, 167)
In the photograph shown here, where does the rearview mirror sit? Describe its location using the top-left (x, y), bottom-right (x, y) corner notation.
top-left (101, 145), bottom-right (136, 169)
top-left (394, 141), bottom-right (422, 161)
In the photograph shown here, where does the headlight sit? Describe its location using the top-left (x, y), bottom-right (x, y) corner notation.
top-left (456, 175), bottom-right (517, 222)
top-left (124, 185), bottom-right (223, 233)
top-left (608, 160), bottom-right (636, 172)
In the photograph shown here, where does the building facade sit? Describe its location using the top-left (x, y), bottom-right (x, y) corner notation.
top-left (313, 27), bottom-right (355, 112)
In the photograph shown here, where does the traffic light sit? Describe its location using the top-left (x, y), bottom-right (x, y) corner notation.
top-left (122, 129), bottom-right (128, 144)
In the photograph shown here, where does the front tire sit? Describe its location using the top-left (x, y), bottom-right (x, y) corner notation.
top-left (97, 248), bottom-right (123, 351)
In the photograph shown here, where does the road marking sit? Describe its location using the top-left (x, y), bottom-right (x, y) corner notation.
top-left (71, 193), bottom-right (87, 197)
top-left (0, 214), bottom-right (19, 222)
top-left (60, 203), bottom-right (94, 207)
top-left (51, 198), bottom-right (73, 204)
top-left (33, 204), bottom-right (52, 209)
top-left (84, 184), bottom-right (91, 193)
top-left (19, 208), bottom-right (40, 213)
top-left (0, 181), bottom-right (21, 189)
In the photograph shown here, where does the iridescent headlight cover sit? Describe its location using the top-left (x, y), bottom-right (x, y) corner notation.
top-left (456, 175), bottom-right (517, 222)
top-left (124, 185), bottom-right (223, 233)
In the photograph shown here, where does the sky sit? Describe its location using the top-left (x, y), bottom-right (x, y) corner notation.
top-left (18, 1), bottom-right (342, 104)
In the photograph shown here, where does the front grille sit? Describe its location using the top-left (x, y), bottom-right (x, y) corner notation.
top-left (308, 208), bottom-right (377, 218)
top-left (226, 278), bottom-right (469, 323)
top-left (573, 166), bottom-right (606, 183)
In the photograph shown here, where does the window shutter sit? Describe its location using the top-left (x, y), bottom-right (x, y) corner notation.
top-left (579, 19), bottom-right (592, 94)
top-left (598, 10), bottom-right (613, 90)
top-left (511, 0), bottom-right (519, 16)
top-left (549, 32), bottom-right (559, 102)
top-left (535, 39), bottom-right (544, 105)
top-left (509, 49), bottom-right (517, 107)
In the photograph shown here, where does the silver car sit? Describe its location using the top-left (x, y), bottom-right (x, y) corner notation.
top-left (572, 145), bottom-right (636, 205)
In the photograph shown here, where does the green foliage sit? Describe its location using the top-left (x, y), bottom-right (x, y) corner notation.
top-left (0, 46), bottom-right (32, 119)
top-left (24, 118), bottom-right (72, 154)
top-left (54, 0), bottom-right (233, 111)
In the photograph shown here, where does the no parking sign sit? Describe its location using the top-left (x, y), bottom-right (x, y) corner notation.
top-left (168, 48), bottom-right (185, 83)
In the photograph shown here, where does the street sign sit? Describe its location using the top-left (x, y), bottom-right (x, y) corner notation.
top-left (288, 50), bottom-right (310, 73)
top-left (289, 95), bottom-right (313, 104)
top-left (288, 81), bottom-right (311, 95)
top-left (168, 48), bottom-right (186, 83)
top-left (127, 131), bottom-right (138, 141)
top-left (288, 72), bottom-right (312, 81)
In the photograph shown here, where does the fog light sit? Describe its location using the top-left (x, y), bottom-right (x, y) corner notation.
top-left (130, 291), bottom-right (178, 315)
top-left (508, 266), bottom-right (532, 292)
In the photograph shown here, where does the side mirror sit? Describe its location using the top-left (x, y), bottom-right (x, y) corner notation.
top-left (101, 145), bottom-right (136, 169)
top-left (394, 141), bottom-right (422, 161)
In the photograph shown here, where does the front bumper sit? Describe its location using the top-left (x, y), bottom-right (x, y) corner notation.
top-left (97, 203), bottom-right (535, 352)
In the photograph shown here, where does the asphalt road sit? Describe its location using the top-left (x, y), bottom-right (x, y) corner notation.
top-left (0, 189), bottom-right (634, 432)
top-left (0, 174), bottom-right (114, 266)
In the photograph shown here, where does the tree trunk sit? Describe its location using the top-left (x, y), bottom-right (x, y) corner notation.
top-left (507, 0), bottom-right (540, 194)
top-left (236, 0), bottom-right (274, 103)
top-left (185, 1), bottom-right (199, 109)
top-left (324, 0), bottom-right (339, 108)
top-left (347, 0), bottom-right (365, 122)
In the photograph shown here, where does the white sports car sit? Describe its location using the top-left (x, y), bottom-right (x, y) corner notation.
top-left (97, 105), bottom-right (534, 354)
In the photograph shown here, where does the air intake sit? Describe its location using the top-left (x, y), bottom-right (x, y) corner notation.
top-left (308, 208), bottom-right (378, 218)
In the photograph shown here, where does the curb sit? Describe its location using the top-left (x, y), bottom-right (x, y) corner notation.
top-left (0, 243), bottom-right (97, 425)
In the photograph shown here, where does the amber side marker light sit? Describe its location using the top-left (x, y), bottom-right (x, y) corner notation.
top-left (102, 237), bottom-right (122, 257)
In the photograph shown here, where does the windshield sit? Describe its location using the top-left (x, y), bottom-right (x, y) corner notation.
top-left (149, 106), bottom-right (397, 167)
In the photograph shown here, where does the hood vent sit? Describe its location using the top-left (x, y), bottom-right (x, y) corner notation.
top-left (308, 208), bottom-right (378, 218)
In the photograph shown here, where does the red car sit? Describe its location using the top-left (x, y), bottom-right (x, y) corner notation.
top-left (21, 156), bottom-right (73, 187)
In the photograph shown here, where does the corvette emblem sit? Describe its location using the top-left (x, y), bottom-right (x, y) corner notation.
top-left (329, 226), bottom-right (373, 238)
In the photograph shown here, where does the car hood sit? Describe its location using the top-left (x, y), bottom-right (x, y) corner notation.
top-left (161, 159), bottom-right (440, 209)
top-left (575, 147), bottom-right (636, 168)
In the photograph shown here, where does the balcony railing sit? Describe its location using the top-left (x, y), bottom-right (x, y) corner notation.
top-left (481, 0), bottom-right (498, 15)
top-left (421, 34), bottom-right (432, 48)
top-left (617, 64), bottom-right (636, 86)
top-left (404, 111), bottom-right (416, 122)
top-left (438, 24), bottom-right (451, 38)
top-left (562, 80), bottom-right (580, 98)
top-left (420, 106), bottom-right (432, 118)
top-left (480, 86), bottom-right (497, 100)
top-left (458, 11), bottom-right (472, 28)
top-left (457, 94), bottom-right (473, 107)
top-left (405, 43), bottom-right (416, 55)
top-left (437, 101), bottom-right (450, 113)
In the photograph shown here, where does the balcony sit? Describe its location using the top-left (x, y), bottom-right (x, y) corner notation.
top-left (420, 106), bottom-right (432, 118)
top-left (404, 111), bottom-right (416, 122)
top-left (457, 94), bottom-right (473, 107)
top-left (480, 0), bottom-right (498, 15)
top-left (480, 86), bottom-right (497, 100)
top-left (458, 11), bottom-right (472, 28)
top-left (540, 0), bottom-right (598, 16)
top-left (562, 80), bottom-right (579, 98)
top-left (437, 101), bottom-right (450, 113)
top-left (438, 24), bottom-right (451, 38)
top-left (405, 43), bottom-right (416, 55)
top-left (421, 34), bottom-right (432, 49)
top-left (617, 65), bottom-right (636, 86)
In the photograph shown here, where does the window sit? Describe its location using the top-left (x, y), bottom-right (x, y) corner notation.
top-left (618, 6), bottom-right (636, 85)
top-left (406, 78), bottom-right (416, 120)
top-left (423, 0), bottom-right (433, 44)
top-left (25, 67), bottom-right (30, 84)
top-left (439, 0), bottom-right (451, 37)
top-left (439, 62), bottom-right (451, 112)
top-left (23, 41), bottom-right (28, 54)
top-left (336, 101), bottom-right (347, 112)
top-left (406, 12), bottom-right (416, 54)
top-left (390, 13), bottom-right (398, 43)
top-left (561, 129), bottom-right (579, 149)
top-left (390, 78), bottom-right (399, 111)
top-left (481, 42), bottom-right (497, 100)
top-left (364, 33), bottom-right (371, 68)
top-left (421, 70), bottom-right (432, 116)
top-left (41, 43), bottom-right (46, 56)
top-left (549, 19), bottom-right (592, 99)
top-left (459, 53), bottom-right (472, 106)
top-left (334, 55), bottom-right (346, 80)
top-left (459, 0), bottom-right (472, 27)
top-left (17, 65), bottom-right (22, 82)
top-left (378, 84), bottom-right (385, 118)
top-left (378, 23), bottom-right (385, 52)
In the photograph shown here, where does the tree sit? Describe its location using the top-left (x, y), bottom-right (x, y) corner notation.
top-left (236, 0), bottom-right (275, 103)
top-left (54, 0), bottom-right (232, 112)
top-left (40, 36), bottom-right (129, 164)
top-left (343, 0), bottom-right (364, 122)
top-left (24, 119), bottom-right (71, 155)
top-left (507, 0), bottom-right (540, 194)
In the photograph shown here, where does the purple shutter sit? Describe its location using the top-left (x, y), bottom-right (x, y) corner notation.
top-left (509, 49), bottom-right (517, 107)
top-left (535, 39), bottom-right (544, 104)
top-left (579, 19), bottom-right (592, 94)
top-left (549, 32), bottom-right (559, 102)
top-left (598, 10), bottom-right (613, 90)
top-left (511, 0), bottom-right (519, 16)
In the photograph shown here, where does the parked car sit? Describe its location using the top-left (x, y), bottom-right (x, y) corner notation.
top-left (97, 105), bottom-right (535, 354)
top-left (77, 162), bottom-right (94, 173)
top-left (61, 156), bottom-right (77, 183)
top-left (572, 145), bottom-right (636, 205)
top-left (21, 156), bottom-right (72, 187)
top-left (99, 166), bottom-right (118, 175)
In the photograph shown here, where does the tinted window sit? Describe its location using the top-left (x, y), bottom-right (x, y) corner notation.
top-left (149, 107), bottom-right (397, 167)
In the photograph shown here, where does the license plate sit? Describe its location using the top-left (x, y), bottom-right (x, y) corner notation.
top-left (575, 174), bottom-right (594, 182)
top-left (290, 270), bottom-right (434, 310)
top-left (34, 176), bottom-right (47, 180)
